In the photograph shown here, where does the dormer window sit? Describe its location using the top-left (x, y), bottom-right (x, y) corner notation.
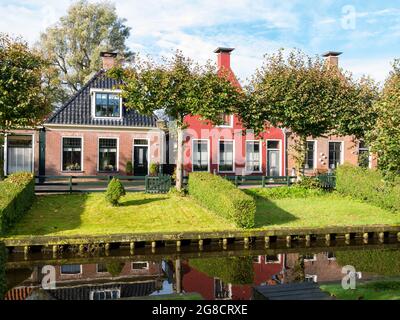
top-left (91, 89), bottom-right (122, 119)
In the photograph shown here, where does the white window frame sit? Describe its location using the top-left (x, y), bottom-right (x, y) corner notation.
top-left (89, 289), bottom-right (121, 300)
top-left (4, 133), bottom-right (35, 176)
top-left (253, 256), bottom-right (261, 264)
top-left (305, 274), bottom-right (318, 283)
top-left (90, 88), bottom-right (123, 120)
top-left (132, 138), bottom-right (150, 175)
top-left (326, 252), bottom-right (336, 261)
top-left (304, 254), bottom-right (317, 262)
top-left (328, 141), bottom-right (344, 169)
top-left (358, 141), bottom-right (372, 169)
top-left (96, 264), bottom-right (108, 274)
top-left (265, 254), bottom-right (282, 264)
top-left (245, 140), bottom-right (262, 173)
top-left (131, 261), bottom-right (150, 270)
top-left (305, 140), bottom-right (317, 170)
top-left (61, 136), bottom-right (84, 173)
top-left (192, 139), bottom-right (210, 173)
top-left (266, 139), bottom-right (283, 176)
top-left (216, 114), bottom-right (234, 128)
top-left (60, 264), bottom-right (82, 275)
top-left (97, 137), bottom-right (119, 173)
top-left (218, 139), bottom-right (235, 173)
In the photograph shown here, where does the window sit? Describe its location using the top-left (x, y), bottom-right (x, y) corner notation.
top-left (246, 141), bottom-right (261, 172)
top-left (93, 91), bottom-right (122, 118)
top-left (62, 138), bottom-right (82, 171)
top-left (214, 278), bottom-right (232, 300)
top-left (98, 138), bottom-right (118, 172)
top-left (253, 256), bottom-right (261, 264)
top-left (217, 114), bottom-right (233, 127)
top-left (193, 140), bottom-right (209, 172)
top-left (134, 139), bottom-right (148, 146)
top-left (358, 141), bottom-right (370, 168)
top-left (305, 275), bottom-right (318, 283)
top-left (305, 141), bottom-right (316, 170)
top-left (6, 135), bottom-right (33, 174)
top-left (96, 264), bottom-right (108, 273)
top-left (265, 255), bottom-right (281, 264)
top-left (326, 252), bottom-right (336, 261)
top-left (90, 289), bottom-right (120, 300)
top-left (329, 142), bottom-right (342, 169)
top-left (267, 141), bottom-right (280, 150)
top-left (60, 264), bottom-right (81, 275)
top-left (132, 262), bottom-right (149, 270)
top-left (219, 141), bottom-right (234, 172)
top-left (303, 254), bottom-right (317, 262)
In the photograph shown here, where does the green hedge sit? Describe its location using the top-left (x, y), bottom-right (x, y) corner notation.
top-left (336, 249), bottom-right (400, 277)
top-left (246, 186), bottom-right (325, 200)
top-left (0, 172), bottom-right (35, 234)
top-left (336, 164), bottom-right (400, 212)
top-left (188, 172), bottom-right (256, 228)
top-left (189, 256), bottom-right (254, 285)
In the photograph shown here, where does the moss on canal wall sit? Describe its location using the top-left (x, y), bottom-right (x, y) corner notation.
top-left (189, 256), bottom-right (254, 285)
top-left (0, 242), bottom-right (6, 300)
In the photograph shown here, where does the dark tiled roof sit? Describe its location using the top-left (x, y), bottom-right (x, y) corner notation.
top-left (46, 71), bottom-right (158, 128)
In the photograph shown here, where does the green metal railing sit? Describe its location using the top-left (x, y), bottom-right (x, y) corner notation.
top-left (317, 173), bottom-right (336, 190)
top-left (223, 175), bottom-right (297, 187)
top-left (145, 175), bottom-right (172, 194)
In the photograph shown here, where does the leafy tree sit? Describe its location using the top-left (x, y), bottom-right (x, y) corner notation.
top-left (240, 49), bottom-right (366, 175)
top-left (0, 34), bottom-right (51, 133)
top-left (105, 178), bottom-right (126, 206)
top-left (37, 0), bottom-right (132, 104)
top-left (367, 60), bottom-right (400, 177)
top-left (110, 52), bottom-right (243, 190)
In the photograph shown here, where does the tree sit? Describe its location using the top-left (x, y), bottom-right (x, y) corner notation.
top-left (239, 49), bottom-right (362, 175)
top-left (110, 52), bottom-right (243, 190)
top-left (37, 0), bottom-right (132, 105)
top-left (367, 60), bottom-right (400, 177)
top-left (0, 34), bottom-right (51, 132)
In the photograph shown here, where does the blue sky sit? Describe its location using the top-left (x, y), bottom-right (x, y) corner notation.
top-left (1, 0), bottom-right (400, 83)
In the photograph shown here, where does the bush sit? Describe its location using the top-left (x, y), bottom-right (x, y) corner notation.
top-left (149, 162), bottom-right (160, 177)
top-left (188, 172), bottom-right (256, 228)
top-left (126, 161), bottom-right (133, 176)
top-left (246, 186), bottom-right (324, 200)
top-left (189, 256), bottom-right (254, 285)
top-left (295, 176), bottom-right (322, 190)
top-left (0, 172), bottom-right (35, 235)
top-left (105, 178), bottom-right (126, 206)
top-left (336, 164), bottom-right (400, 212)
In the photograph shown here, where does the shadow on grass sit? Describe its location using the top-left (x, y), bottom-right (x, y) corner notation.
top-left (120, 197), bottom-right (166, 207)
top-left (250, 195), bottom-right (299, 228)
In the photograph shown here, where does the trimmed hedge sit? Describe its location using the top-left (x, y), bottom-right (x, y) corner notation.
top-left (336, 164), bottom-right (400, 212)
top-left (0, 172), bottom-right (35, 234)
top-left (246, 186), bottom-right (325, 200)
top-left (188, 173), bottom-right (256, 228)
top-left (189, 256), bottom-right (255, 285)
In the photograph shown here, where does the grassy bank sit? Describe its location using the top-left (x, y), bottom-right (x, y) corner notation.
top-left (320, 279), bottom-right (400, 300)
top-left (3, 189), bottom-right (399, 239)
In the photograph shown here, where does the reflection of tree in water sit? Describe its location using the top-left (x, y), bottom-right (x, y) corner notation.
top-left (283, 254), bottom-right (306, 283)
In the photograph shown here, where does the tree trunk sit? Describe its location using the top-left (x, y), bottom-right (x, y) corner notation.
top-left (295, 135), bottom-right (307, 179)
top-left (175, 258), bottom-right (182, 294)
top-left (175, 126), bottom-right (184, 191)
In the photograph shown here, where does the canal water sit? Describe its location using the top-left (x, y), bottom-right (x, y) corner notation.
top-left (1, 241), bottom-right (399, 300)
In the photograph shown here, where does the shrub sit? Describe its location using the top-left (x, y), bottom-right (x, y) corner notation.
top-left (188, 172), bottom-right (256, 228)
top-left (296, 176), bottom-right (323, 190)
top-left (0, 172), bottom-right (35, 235)
top-left (336, 164), bottom-right (400, 212)
top-left (126, 161), bottom-right (133, 176)
top-left (105, 178), bottom-right (126, 206)
top-left (149, 162), bottom-right (160, 176)
top-left (189, 256), bottom-right (254, 285)
top-left (106, 262), bottom-right (125, 277)
top-left (246, 186), bottom-right (324, 200)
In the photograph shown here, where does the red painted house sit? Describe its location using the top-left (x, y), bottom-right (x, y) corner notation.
top-left (182, 48), bottom-right (286, 177)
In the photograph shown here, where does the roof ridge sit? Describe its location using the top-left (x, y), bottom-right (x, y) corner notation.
top-left (46, 70), bottom-right (105, 123)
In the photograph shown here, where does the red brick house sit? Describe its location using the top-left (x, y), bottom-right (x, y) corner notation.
top-left (182, 48), bottom-right (286, 177)
top-left (3, 53), bottom-right (165, 177)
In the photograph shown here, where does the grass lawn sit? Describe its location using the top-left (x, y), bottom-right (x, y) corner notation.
top-left (320, 280), bottom-right (400, 300)
top-left (3, 189), bottom-right (400, 239)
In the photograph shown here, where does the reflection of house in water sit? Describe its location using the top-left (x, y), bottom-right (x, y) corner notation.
top-left (5, 261), bottom-right (164, 300)
top-left (182, 255), bottom-right (285, 300)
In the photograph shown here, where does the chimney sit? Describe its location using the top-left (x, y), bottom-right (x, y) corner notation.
top-left (100, 52), bottom-right (118, 70)
top-left (322, 51), bottom-right (342, 68)
top-left (214, 47), bottom-right (235, 70)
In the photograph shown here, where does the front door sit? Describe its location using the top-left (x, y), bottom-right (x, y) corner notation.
top-left (267, 141), bottom-right (281, 177)
top-left (7, 135), bottom-right (33, 175)
top-left (133, 146), bottom-right (148, 176)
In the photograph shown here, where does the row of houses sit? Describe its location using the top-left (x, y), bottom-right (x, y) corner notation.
top-left (3, 49), bottom-right (375, 178)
